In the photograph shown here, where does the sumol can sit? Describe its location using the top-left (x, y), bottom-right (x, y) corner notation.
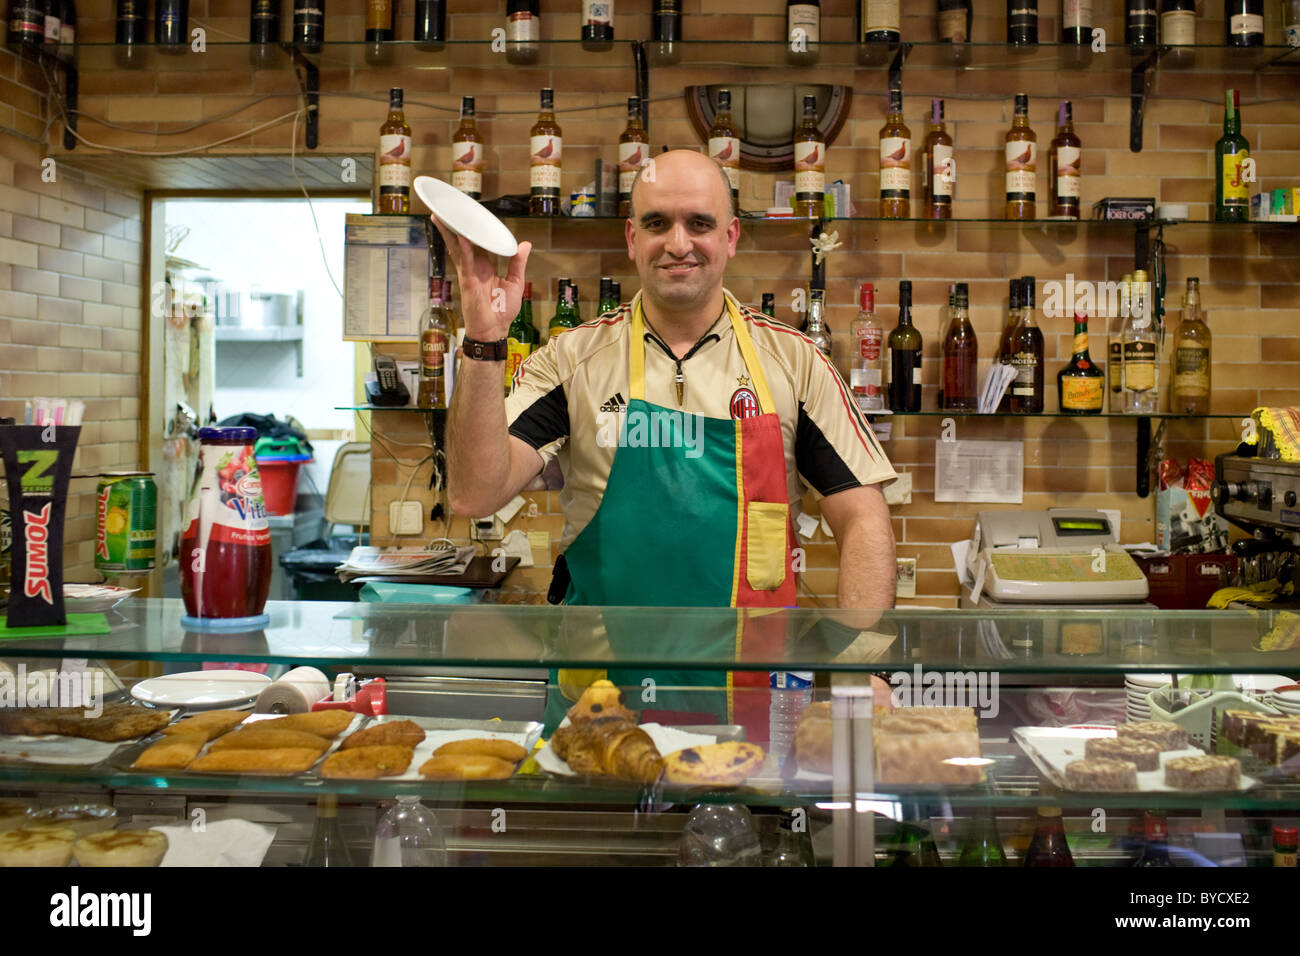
top-left (94, 473), bottom-right (157, 573)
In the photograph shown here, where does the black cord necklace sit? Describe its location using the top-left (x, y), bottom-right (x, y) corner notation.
top-left (643, 310), bottom-right (726, 406)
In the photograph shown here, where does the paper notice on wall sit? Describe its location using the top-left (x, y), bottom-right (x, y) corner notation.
top-left (934, 439), bottom-right (1024, 503)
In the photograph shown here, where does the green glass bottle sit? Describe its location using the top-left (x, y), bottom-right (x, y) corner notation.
top-left (886, 810), bottom-right (943, 867)
top-left (1215, 89), bottom-right (1251, 223)
top-left (761, 293), bottom-right (776, 318)
top-left (598, 276), bottom-right (618, 316)
top-left (548, 278), bottom-right (581, 341)
top-left (505, 281), bottom-right (538, 394)
top-left (957, 806), bottom-right (1007, 866)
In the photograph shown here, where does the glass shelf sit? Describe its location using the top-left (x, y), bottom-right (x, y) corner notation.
top-left (872, 411), bottom-right (1248, 420)
top-left (463, 215), bottom-right (1290, 229)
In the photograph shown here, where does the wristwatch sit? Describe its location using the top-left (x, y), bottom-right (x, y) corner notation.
top-left (461, 337), bottom-right (509, 362)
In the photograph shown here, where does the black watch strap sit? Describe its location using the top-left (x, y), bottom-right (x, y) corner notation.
top-left (462, 337), bottom-right (509, 362)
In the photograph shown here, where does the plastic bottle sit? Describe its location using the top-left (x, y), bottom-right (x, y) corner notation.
top-left (371, 796), bottom-right (448, 867)
top-left (768, 671), bottom-right (814, 762)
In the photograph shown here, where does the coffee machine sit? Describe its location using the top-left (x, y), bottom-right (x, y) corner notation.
top-left (1211, 452), bottom-right (1300, 599)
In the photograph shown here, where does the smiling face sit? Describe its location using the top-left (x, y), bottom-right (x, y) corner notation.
top-left (626, 151), bottom-right (739, 318)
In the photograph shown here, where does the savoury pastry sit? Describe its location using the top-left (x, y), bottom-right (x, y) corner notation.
top-left (254, 710), bottom-right (354, 738)
top-left (207, 728), bottom-right (331, 754)
top-left (663, 741), bottom-right (766, 786)
top-left (566, 680), bottom-right (637, 724)
top-left (419, 753), bottom-right (516, 780)
top-left (340, 720), bottom-right (426, 750)
top-left (160, 709), bottom-right (248, 743)
top-left (0, 827), bottom-right (77, 866)
top-left (189, 747), bottom-right (324, 774)
top-left (133, 735), bottom-right (204, 770)
top-left (73, 829), bottom-right (168, 867)
top-left (320, 745), bottom-right (415, 779)
top-left (432, 738), bottom-right (527, 763)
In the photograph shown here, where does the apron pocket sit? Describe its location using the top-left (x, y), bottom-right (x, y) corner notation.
top-left (745, 501), bottom-right (789, 591)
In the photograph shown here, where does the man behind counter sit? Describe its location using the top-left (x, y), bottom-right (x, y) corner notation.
top-left (439, 149), bottom-right (897, 727)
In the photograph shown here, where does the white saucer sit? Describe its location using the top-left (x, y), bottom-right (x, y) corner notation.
top-left (131, 670), bottom-right (270, 708)
top-left (414, 175), bottom-right (519, 258)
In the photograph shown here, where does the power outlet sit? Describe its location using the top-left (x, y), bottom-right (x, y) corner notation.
top-left (470, 516), bottom-right (504, 541)
top-left (389, 500), bottom-right (424, 535)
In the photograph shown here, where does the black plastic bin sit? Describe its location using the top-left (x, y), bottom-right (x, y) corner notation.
top-left (279, 537), bottom-right (361, 602)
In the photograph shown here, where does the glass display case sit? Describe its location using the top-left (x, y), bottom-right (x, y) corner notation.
top-left (1, 599), bottom-right (1298, 867)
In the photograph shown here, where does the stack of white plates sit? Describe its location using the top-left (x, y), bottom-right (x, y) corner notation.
top-left (1125, 673), bottom-right (1165, 722)
top-left (1268, 687), bottom-right (1300, 716)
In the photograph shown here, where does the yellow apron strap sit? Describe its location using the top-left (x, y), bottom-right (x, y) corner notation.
top-left (629, 292), bottom-right (647, 402)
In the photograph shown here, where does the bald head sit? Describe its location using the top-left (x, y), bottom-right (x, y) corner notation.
top-left (628, 149), bottom-right (736, 221)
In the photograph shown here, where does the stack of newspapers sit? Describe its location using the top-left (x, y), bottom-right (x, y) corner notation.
top-left (335, 546), bottom-right (477, 582)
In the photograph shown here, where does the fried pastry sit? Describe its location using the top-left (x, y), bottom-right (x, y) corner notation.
top-left (432, 738), bottom-right (527, 763)
top-left (207, 728), bottom-right (330, 754)
top-left (0, 827), bottom-right (76, 866)
top-left (189, 747), bottom-right (323, 774)
top-left (160, 709), bottom-right (248, 743)
top-left (0, 703), bottom-right (171, 741)
top-left (566, 679), bottom-right (637, 724)
top-left (419, 753), bottom-right (516, 780)
top-left (133, 735), bottom-right (205, 770)
top-left (73, 829), bottom-right (168, 867)
top-left (663, 741), bottom-right (766, 786)
top-left (340, 720), bottom-right (425, 750)
top-left (254, 710), bottom-right (354, 738)
top-left (320, 745), bottom-right (415, 779)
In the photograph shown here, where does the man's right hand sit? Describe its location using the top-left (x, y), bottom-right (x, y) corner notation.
top-left (432, 217), bottom-right (532, 341)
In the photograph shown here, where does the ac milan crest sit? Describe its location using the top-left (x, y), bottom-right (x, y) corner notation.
top-left (729, 386), bottom-right (760, 420)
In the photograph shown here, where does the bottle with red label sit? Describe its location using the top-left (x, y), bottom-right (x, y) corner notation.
top-left (180, 427), bottom-right (272, 625)
top-left (850, 282), bottom-right (884, 411)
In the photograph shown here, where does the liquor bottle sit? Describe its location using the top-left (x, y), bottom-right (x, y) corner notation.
top-left (414, 0), bottom-right (446, 52)
top-left (650, 0), bottom-right (682, 64)
top-left (1160, 0), bottom-right (1196, 52)
top-left (1122, 268), bottom-right (1158, 413)
top-left (1058, 311), bottom-right (1104, 414)
top-left (417, 279), bottom-right (450, 409)
top-left (506, 0), bottom-right (540, 65)
top-left (1022, 807), bottom-right (1074, 867)
top-left (805, 289), bottom-right (832, 360)
top-left (598, 276), bottom-right (618, 315)
top-left (1004, 93), bottom-right (1037, 221)
top-left (793, 94), bottom-right (825, 220)
top-left (942, 283), bottom-right (978, 411)
top-left (1110, 274), bottom-right (1131, 412)
top-left (761, 293), bottom-right (776, 318)
top-left (305, 795), bottom-right (354, 867)
top-left (57, 0), bottom-right (73, 60)
top-left (1170, 277), bottom-right (1211, 414)
top-left (922, 98), bottom-right (953, 220)
top-left (1126, 0), bottom-right (1158, 52)
top-left (1048, 101), bottom-right (1081, 220)
top-left (114, 0), bottom-right (145, 65)
top-left (505, 282), bottom-right (537, 394)
top-left (878, 87), bottom-right (911, 220)
top-left (293, 0), bottom-right (324, 52)
top-left (376, 88), bottom-right (412, 215)
top-left (1274, 826), bottom-right (1298, 867)
top-left (1007, 0), bottom-right (1038, 45)
top-left (365, 0), bottom-right (395, 64)
top-left (1061, 0), bottom-right (1091, 43)
top-left (858, 0), bottom-right (900, 65)
top-left (886, 816), bottom-right (943, 866)
top-left (786, 0), bottom-right (819, 66)
top-left (450, 96), bottom-right (483, 200)
top-left (1009, 276), bottom-right (1043, 413)
top-left (610, 280), bottom-right (621, 304)
top-left (937, 282), bottom-right (953, 408)
top-left (443, 277), bottom-right (460, 337)
top-left (768, 809), bottom-right (816, 866)
top-left (709, 90), bottom-right (740, 213)
top-left (957, 807), bottom-right (1008, 866)
top-left (549, 278), bottom-right (581, 339)
top-left (7, 0), bottom-right (43, 47)
top-left (937, 0), bottom-right (972, 43)
top-left (42, 0), bottom-right (59, 50)
top-left (156, 0), bottom-right (188, 51)
top-left (250, 0), bottom-right (280, 67)
top-left (1288, 0), bottom-right (1300, 47)
top-left (619, 97), bottom-right (649, 218)
top-left (529, 88), bottom-right (563, 218)
top-left (1215, 90), bottom-right (1250, 222)
top-left (582, 0), bottom-right (613, 51)
top-left (851, 282), bottom-right (885, 412)
top-left (1130, 811), bottom-right (1175, 866)
top-left (888, 280), bottom-right (922, 412)
top-left (996, 277), bottom-right (1023, 413)
top-left (1225, 0), bottom-right (1264, 45)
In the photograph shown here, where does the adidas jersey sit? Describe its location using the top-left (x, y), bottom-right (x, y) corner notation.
top-left (506, 290), bottom-right (897, 551)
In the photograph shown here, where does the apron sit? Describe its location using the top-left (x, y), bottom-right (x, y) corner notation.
top-left (546, 291), bottom-right (797, 739)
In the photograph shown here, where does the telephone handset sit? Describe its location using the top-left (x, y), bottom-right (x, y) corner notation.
top-left (366, 352), bottom-right (410, 407)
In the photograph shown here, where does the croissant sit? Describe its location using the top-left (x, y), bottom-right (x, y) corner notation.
top-left (552, 719), bottom-right (664, 783)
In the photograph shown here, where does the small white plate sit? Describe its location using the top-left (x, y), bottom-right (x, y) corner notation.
top-left (63, 584), bottom-right (140, 613)
top-left (131, 670), bottom-right (270, 708)
top-left (414, 176), bottom-right (519, 258)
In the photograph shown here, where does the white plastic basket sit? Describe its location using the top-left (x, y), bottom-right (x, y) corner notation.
top-left (1146, 689), bottom-right (1282, 776)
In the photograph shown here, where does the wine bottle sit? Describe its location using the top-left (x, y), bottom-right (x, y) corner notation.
top-left (1126, 0), bottom-right (1158, 53)
top-left (878, 86), bottom-right (911, 220)
top-left (1023, 807), bottom-right (1074, 867)
top-left (365, 0), bottom-right (394, 64)
top-left (922, 97), bottom-right (953, 220)
top-left (1161, 0), bottom-right (1196, 45)
top-left (1058, 311), bottom-right (1104, 414)
top-left (996, 278), bottom-right (1022, 413)
top-left (887, 280), bottom-right (922, 413)
top-left (42, 0), bottom-right (60, 51)
top-left (598, 276), bottom-right (619, 315)
top-left (786, 0), bottom-right (820, 66)
top-left (708, 90), bottom-right (740, 213)
top-left (761, 293), bottom-right (776, 318)
top-left (156, 0), bottom-right (189, 53)
top-left (549, 278), bottom-right (581, 339)
top-left (1170, 277), bottom-right (1210, 414)
top-left (506, 0), bottom-right (540, 64)
top-left (1225, 0), bottom-right (1264, 45)
top-left (249, 0), bottom-right (280, 67)
top-left (529, 88), bottom-right (563, 217)
top-left (941, 283), bottom-right (978, 411)
top-left (581, 0), bottom-right (613, 52)
top-left (414, 0), bottom-right (446, 52)
top-left (1214, 89), bottom-right (1250, 223)
top-left (886, 815), bottom-right (942, 866)
top-left (1004, 93), bottom-right (1037, 220)
top-left (858, 0), bottom-right (900, 65)
top-left (114, 0), bottom-right (145, 66)
top-left (1048, 100), bottom-right (1081, 219)
top-left (937, 282), bottom-right (953, 407)
top-left (293, 0), bottom-right (323, 51)
top-left (957, 807), bottom-right (1008, 866)
top-left (619, 97), bottom-right (649, 218)
top-left (57, 0), bottom-right (74, 60)
top-left (1007, 0), bottom-right (1038, 45)
top-left (793, 94), bottom-right (825, 219)
top-left (851, 282), bottom-right (885, 412)
top-left (650, 0), bottom-right (681, 64)
top-left (376, 88), bottom-right (412, 215)
top-left (937, 0), bottom-right (971, 43)
top-left (1009, 276), bottom-right (1043, 413)
top-left (451, 96), bottom-right (483, 200)
top-left (505, 282), bottom-right (538, 395)
top-left (1061, 0), bottom-right (1091, 43)
top-left (7, 0), bottom-right (44, 48)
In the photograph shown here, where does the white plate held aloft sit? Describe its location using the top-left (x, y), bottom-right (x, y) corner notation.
top-left (414, 176), bottom-right (519, 258)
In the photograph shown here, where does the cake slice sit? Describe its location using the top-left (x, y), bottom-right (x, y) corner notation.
top-left (1084, 736), bottom-right (1160, 771)
top-left (1065, 757), bottom-right (1138, 791)
top-left (1117, 720), bottom-right (1189, 752)
top-left (1164, 754), bottom-right (1241, 790)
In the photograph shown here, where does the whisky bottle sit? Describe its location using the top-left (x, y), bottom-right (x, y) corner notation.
top-left (887, 280), bottom-right (922, 412)
top-left (619, 97), bottom-right (649, 217)
top-left (941, 283), bottom-right (978, 411)
top-left (1121, 268), bottom-right (1158, 414)
top-left (922, 98), bottom-right (954, 219)
top-left (1215, 90), bottom-right (1250, 223)
top-left (506, 0), bottom-right (540, 64)
top-left (418, 279), bottom-right (450, 410)
top-left (786, 0), bottom-right (820, 65)
top-left (1007, 0), bottom-right (1038, 46)
top-left (1170, 276), bottom-right (1211, 414)
top-left (858, 0), bottom-right (900, 65)
top-left (996, 277), bottom-right (1023, 413)
top-left (1062, 0), bottom-right (1091, 43)
top-left (708, 90), bottom-right (740, 213)
top-left (879, 86), bottom-right (911, 220)
top-left (1004, 93), bottom-right (1037, 220)
top-left (529, 88), bottom-right (563, 218)
top-left (451, 96), bottom-right (483, 200)
top-left (1058, 312), bottom-right (1104, 414)
top-left (1048, 100), bottom-right (1081, 220)
top-left (376, 88), bottom-right (412, 215)
top-left (1225, 0), bottom-right (1264, 45)
top-left (1009, 276), bottom-right (1044, 413)
top-left (793, 94), bottom-right (825, 219)
top-left (505, 282), bottom-right (538, 395)
top-left (851, 282), bottom-right (885, 412)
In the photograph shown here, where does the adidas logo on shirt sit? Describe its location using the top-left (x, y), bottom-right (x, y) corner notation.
top-left (599, 392), bottom-right (627, 413)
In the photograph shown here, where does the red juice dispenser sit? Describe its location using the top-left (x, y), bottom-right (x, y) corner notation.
top-left (180, 426), bottom-right (273, 629)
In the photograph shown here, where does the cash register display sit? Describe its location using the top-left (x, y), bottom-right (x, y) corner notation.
top-left (1051, 517), bottom-right (1110, 537)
